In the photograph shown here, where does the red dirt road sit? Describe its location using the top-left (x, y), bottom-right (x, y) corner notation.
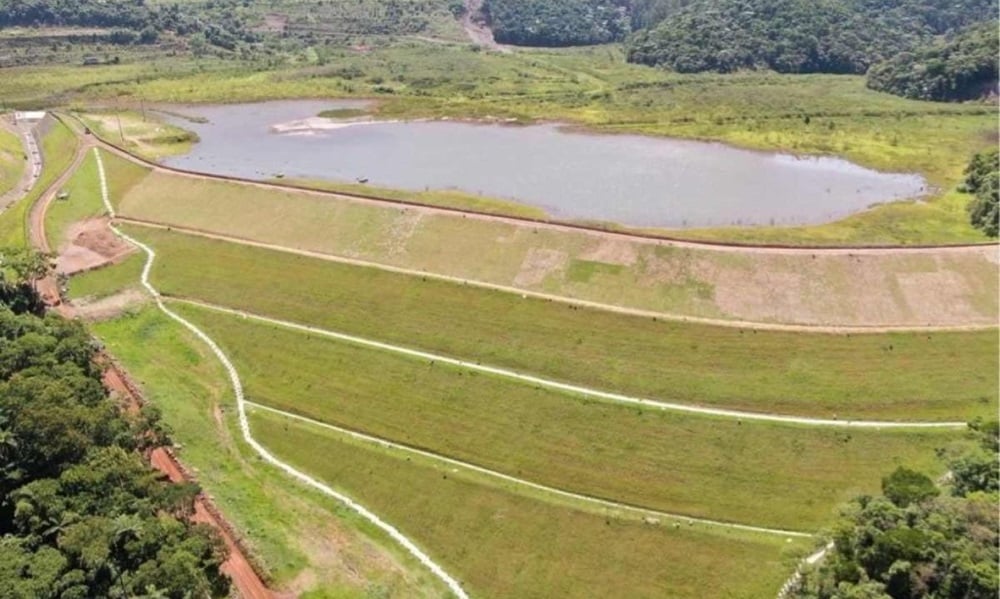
top-left (103, 364), bottom-right (275, 599)
top-left (21, 127), bottom-right (276, 599)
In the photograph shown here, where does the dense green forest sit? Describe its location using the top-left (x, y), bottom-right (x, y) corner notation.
top-left (626, 0), bottom-right (995, 73)
top-left (867, 22), bottom-right (999, 101)
top-left (481, 0), bottom-right (697, 46)
top-left (796, 421), bottom-right (999, 598)
top-left (963, 149), bottom-right (999, 237)
top-left (0, 248), bottom-right (230, 599)
top-left (627, 0), bottom-right (693, 28)
top-left (483, 0), bottom-right (632, 46)
top-left (0, 0), bottom-right (255, 50)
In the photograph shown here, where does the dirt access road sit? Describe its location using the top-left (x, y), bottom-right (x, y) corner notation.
top-left (24, 131), bottom-right (277, 599)
top-left (103, 364), bottom-right (276, 599)
top-left (462, 0), bottom-right (509, 52)
top-left (27, 133), bottom-right (91, 308)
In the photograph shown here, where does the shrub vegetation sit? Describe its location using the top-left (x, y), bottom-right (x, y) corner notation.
top-left (867, 22), bottom-right (999, 102)
top-left (795, 421), bottom-right (999, 599)
top-left (962, 148), bottom-right (999, 237)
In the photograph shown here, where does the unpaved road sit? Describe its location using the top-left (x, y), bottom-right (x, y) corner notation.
top-left (24, 135), bottom-right (277, 599)
top-left (28, 135), bottom-right (90, 308)
top-left (28, 135), bottom-right (89, 254)
top-left (104, 365), bottom-right (276, 599)
top-left (462, 0), bottom-right (509, 52)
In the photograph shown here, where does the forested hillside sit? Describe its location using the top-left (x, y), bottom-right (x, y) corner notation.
top-left (628, 0), bottom-right (693, 28)
top-left (0, 249), bottom-right (230, 598)
top-left (866, 22), bottom-right (999, 101)
top-left (0, 0), bottom-right (254, 50)
top-left (0, 0), bottom-right (461, 54)
top-left (483, 0), bottom-right (632, 46)
top-left (626, 0), bottom-right (995, 74)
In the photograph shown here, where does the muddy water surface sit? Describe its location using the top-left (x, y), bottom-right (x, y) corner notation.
top-left (160, 100), bottom-right (927, 228)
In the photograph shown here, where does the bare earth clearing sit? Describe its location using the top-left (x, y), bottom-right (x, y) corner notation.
top-left (462, 0), bottom-right (508, 52)
top-left (55, 216), bottom-right (135, 274)
top-left (72, 287), bottom-right (147, 320)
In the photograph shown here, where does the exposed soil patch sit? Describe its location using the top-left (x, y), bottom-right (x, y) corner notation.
top-left (56, 217), bottom-right (135, 275)
top-left (73, 288), bottom-right (148, 321)
top-left (896, 271), bottom-right (981, 325)
top-left (580, 237), bottom-right (638, 266)
top-left (462, 0), bottom-right (509, 52)
top-left (102, 362), bottom-right (276, 599)
top-left (514, 247), bottom-right (567, 286)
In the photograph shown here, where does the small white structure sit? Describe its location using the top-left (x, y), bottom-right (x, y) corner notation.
top-left (13, 111), bottom-right (46, 124)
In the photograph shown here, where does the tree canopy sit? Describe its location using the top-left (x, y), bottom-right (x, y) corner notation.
top-left (0, 0), bottom-right (255, 50)
top-left (0, 247), bottom-right (230, 598)
top-left (794, 421), bottom-right (999, 599)
top-left (484, 0), bottom-right (632, 46)
top-left (962, 148), bottom-right (999, 237)
top-left (625, 0), bottom-right (995, 74)
top-left (866, 21), bottom-right (999, 101)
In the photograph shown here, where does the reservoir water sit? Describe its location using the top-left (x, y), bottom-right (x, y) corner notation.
top-left (160, 100), bottom-right (926, 228)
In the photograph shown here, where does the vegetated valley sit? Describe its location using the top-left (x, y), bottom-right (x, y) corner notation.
top-left (0, 0), bottom-right (997, 598)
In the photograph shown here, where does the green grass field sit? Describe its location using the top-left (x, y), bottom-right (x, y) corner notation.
top-left (66, 252), bottom-right (144, 301)
top-left (0, 118), bottom-right (78, 247)
top-left (251, 408), bottom-right (808, 599)
top-left (0, 125), bottom-right (25, 198)
top-left (119, 225), bottom-right (998, 421)
top-left (112, 166), bottom-right (999, 329)
top-left (93, 304), bottom-right (811, 599)
top-left (173, 300), bottom-right (961, 531)
top-left (15, 37), bottom-right (996, 599)
top-left (44, 150), bottom-right (101, 249)
top-left (78, 111), bottom-right (197, 160)
top-left (92, 307), bottom-right (455, 598)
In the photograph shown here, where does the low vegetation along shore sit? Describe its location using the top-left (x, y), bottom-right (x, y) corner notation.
top-left (2, 45), bottom-right (996, 244)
